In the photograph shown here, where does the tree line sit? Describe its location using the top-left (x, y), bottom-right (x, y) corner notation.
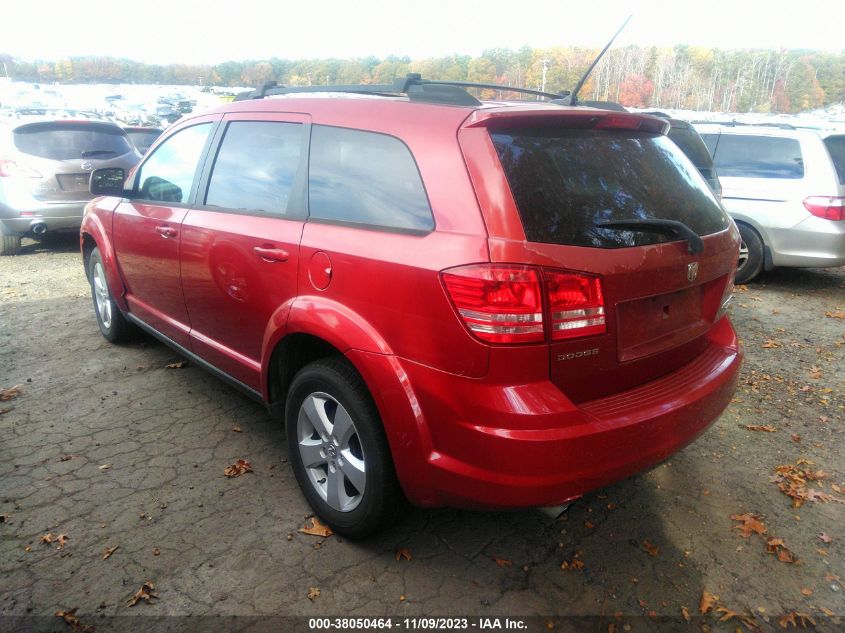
top-left (2, 45), bottom-right (843, 113)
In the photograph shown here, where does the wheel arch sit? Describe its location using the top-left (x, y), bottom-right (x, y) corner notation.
top-left (80, 212), bottom-right (129, 311)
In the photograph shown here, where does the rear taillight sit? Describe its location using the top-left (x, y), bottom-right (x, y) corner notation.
top-left (716, 279), bottom-right (734, 321)
top-left (803, 196), bottom-right (845, 221)
top-left (441, 264), bottom-right (544, 343)
top-left (0, 159), bottom-right (42, 178)
top-left (441, 265), bottom-right (606, 344)
top-left (546, 271), bottom-right (606, 340)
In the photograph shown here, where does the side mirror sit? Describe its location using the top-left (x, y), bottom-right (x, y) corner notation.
top-left (89, 168), bottom-right (126, 196)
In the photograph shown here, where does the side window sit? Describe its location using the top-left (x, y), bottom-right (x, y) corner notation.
top-left (308, 125), bottom-right (434, 232)
top-left (712, 134), bottom-right (805, 179)
top-left (136, 123), bottom-right (212, 203)
top-left (699, 132), bottom-right (719, 158)
top-left (205, 121), bottom-right (303, 215)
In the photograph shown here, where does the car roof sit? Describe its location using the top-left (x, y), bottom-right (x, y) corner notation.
top-left (198, 94), bottom-right (664, 134)
top-left (692, 123), bottom-right (825, 140)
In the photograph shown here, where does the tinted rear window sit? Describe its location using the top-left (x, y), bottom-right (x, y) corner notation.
top-left (823, 135), bottom-right (845, 184)
top-left (711, 134), bottom-right (804, 179)
top-left (308, 125), bottom-right (434, 232)
top-left (491, 128), bottom-right (729, 249)
top-left (667, 125), bottom-right (713, 170)
top-left (13, 122), bottom-right (133, 160)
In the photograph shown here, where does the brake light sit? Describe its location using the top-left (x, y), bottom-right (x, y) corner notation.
top-left (595, 114), bottom-right (669, 135)
top-left (716, 279), bottom-right (735, 321)
top-left (441, 264), bottom-right (544, 343)
top-left (442, 265), bottom-right (607, 344)
top-left (546, 271), bottom-right (606, 340)
top-left (803, 196), bottom-right (845, 221)
top-left (0, 159), bottom-right (42, 178)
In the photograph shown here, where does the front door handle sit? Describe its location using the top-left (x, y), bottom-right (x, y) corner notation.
top-left (253, 246), bottom-right (289, 263)
top-left (155, 225), bottom-right (177, 238)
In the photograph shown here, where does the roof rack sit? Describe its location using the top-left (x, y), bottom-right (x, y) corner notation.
top-left (690, 120), bottom-right (797, 130)
top-left (234, 73), bottom-right (570, 107)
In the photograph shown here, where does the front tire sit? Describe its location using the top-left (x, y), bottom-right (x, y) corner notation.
top-left (735, 223), bottom-right (764, 284)
top-left (285, 358), bottom-right (406, 538)
top-left (88, 247), bottom-right (137, 343)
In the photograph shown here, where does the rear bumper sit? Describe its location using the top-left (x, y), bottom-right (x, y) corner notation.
top-left (0, 201), bottom-right (87, 235)
top-left (766, 216), bottom-right (845, 268)
top-left (364, 317), bottom-right (741, 509)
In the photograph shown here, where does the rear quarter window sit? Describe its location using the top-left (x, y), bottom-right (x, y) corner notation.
top-left (308, 125), bottom-right (434, 232)
top-left (711, 134), bottom-right (804, 179)
top-left (823, 135), bottom-right (845, 184)
top-left (13, 122), bottom-right (133, 160)
top-left (491, 128), bottom-right (729, 249)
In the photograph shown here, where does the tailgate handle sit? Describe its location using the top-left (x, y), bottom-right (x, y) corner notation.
top-left (253, 246), bottom-right (289, 262)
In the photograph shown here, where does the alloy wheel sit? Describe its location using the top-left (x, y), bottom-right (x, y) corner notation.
top-left (92, 262), bottom-right (112, 329)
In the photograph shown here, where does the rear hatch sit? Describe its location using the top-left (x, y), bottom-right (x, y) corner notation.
top-left (458, 110), bottom-right (737, 402)
top-left (10, 121), bottom-right (139, 202)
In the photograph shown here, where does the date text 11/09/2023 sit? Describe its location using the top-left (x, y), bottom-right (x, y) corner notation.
top-left (309, 617), bottom-right (529, 630)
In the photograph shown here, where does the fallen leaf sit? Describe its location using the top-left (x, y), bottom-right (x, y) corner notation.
top-left (127, 581), bottom-right (158, 607)
top-left (0, 385), bottom-right (22, 401)
top-left (584, 520), bottom-right (595, 529)
top-left (299, 517), bottom-right (333, 538)
top-left (642, 540), bottom-right (659, 557)
top-left (55, 608), bottom-right (94, 633)
top-left (743, 424), bottom-right (777, 432)
top-left (152, 547), bottom-right (160, 556)
top-left (777, 611), bottom-right (816, 629)
top-left (766, 537), bottom-right (796, 563)
top-left (231, 426), bottom-right (242, 433)
top-left (560, 555), bottom-right (584, 571)
top-left (165, 361), bottom-right (187, 369)
top-left (223, 459), bottom-right (252, 478)
top-left (399, 595), bottom-right (406, 602)
top-left (394, 548), bottom-right (413, 561)
top-left (681, 606), bottom-right (690, 622)
top-left (699, 590), bottom-right (719, 615)
top-left (55, 534), bottom-right (69, 550)
top-left (731, 513), bottom-right (767, 538)
top-left (762, 340), bottom-right (782, 349)
top-left (60, 455), bottom-right (73, 462)
top-left (825, 311), bottom-right (845, 319)
top-left (103, 545), bottom-right (119, 560)
top-left (791, 434), bottom-right (801, 443)
top-left (307, 587), bottom-right (320, 601)
top-left (98, 464), bottom-right (111, 470)
top-left (818, 532), bottom-right (832, 543)
top-left (40, 532), bottom-right (53, 544)
top-left (0, 407), bottom-right (11, 415)
top-left (716, 606), bottom-right (756, 629)
top-left (492, 556), bottom-right (512, 567)
top-left (800, 587), bottom-right (812, 596)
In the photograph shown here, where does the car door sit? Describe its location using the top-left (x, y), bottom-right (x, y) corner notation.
top-left (179, 113), bottom-right (310, 391)
top-left (113, 117), bottom-right (218, 348)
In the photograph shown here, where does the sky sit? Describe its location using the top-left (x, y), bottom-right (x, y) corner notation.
top-left (2, 0), bottom-right (843, 65)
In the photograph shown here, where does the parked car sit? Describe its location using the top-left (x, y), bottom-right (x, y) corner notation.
top-left (122, 126), bottom-right (163, 155)
top-left (1, 118), bottom-right (140, 255)
top-left (81, 76), bottom-right (742, 537)
top-left (695, 124), bottom-right (845, 283)
top-left (644, 113), bottom-right (722, 198)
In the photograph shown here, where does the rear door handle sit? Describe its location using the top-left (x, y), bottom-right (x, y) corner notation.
top-left (253, 246), bottom-right (289, 263)
top-left (155, 225), bottom-right (177, 238)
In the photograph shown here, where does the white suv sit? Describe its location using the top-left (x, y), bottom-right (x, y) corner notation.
top-left (695, 124), bottom-right (845, 283)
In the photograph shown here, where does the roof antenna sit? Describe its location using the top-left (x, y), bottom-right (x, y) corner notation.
top-left (565, 14), bottom-right (632, 106)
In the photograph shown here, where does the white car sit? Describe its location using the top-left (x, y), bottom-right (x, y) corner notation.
top-left (695, 124), bottom-right (845, 283)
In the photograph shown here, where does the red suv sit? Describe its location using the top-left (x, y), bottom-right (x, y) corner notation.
top-left (81, 76), bottom-right (742, 537)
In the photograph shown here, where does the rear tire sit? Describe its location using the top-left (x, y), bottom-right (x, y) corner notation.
top-left (735, 223), bottom-right (764, 284)
top-left (285, 358), bottom-right (407, 539)
top-left (88, 247), bottom-right (137, 343)
top-left (1, 232), bottom-right (21, 256)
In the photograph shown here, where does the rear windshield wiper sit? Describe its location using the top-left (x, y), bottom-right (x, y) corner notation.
top-left (80, 149), bottom-right (118, 158)
top-left (596, 218), bottom-right (704, 254)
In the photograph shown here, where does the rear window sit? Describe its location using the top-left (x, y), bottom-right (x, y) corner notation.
top-left (823, 135), bottom-right (845, 184)
top-left (491, 128), bottom-right (729, 249)
top-left (13, 122), bottom-right (133, 161)
top-left (710, 134), bottom-right (804, 179)
top-left (667, 124), bottom-right (713, 170)
top-left (125, 130), bottom-right (161, 155)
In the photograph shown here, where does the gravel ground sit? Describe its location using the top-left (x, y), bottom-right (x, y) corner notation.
top-left (1, 235), bottom-right (843, 632)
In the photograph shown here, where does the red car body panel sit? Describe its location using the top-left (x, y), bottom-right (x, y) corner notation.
top-left (81, 97), bottom-right (742, 510)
